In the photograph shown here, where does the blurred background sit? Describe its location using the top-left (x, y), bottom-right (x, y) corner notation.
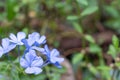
top-left (0, 0), bottom-right (120, 80)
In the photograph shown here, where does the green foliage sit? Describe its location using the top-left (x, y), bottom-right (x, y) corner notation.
top-left (73, 22), bottom-right (83, 33)
top-left (84, 35), bottom-right (95, 43)
top-left (6, 0), bottom-right (17, 21)
top-left (89, 44), bottom-right (101, 53)
top-left (81, 6), bottom-right (98, 17)
top-left (67, 15), bottom-right (79, 21)
top-left (1, 0), bottom-right (120, 80)
top-left (108, 35), bottom-right (120, 58)
top-left (76, 0), bottom-right (88, 6)
top-left (104, 0), bottom-right (120, 33)
top-left (0, 59), bottom-right (65, 80)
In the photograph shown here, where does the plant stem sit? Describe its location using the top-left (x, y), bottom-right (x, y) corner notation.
top-left (18, 45), bottom-right (20, 62)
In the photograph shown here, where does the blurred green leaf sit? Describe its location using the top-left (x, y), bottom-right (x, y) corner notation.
top-left (6, 0), bottom-right (17, 21)
top-left (85, 35), bottom-right (95, 43)
top-left (81, 6), bottom-right (98, 16)
top-left (89, 44), bottom-right (101, 53)
top-left (104, 6), bottom-right (119, 18)
top-left (73, 22), bottom-right (83, 33)
top-left (76, 0), bottom-right (88, 6)
top-left (67, 15), bottom-right (79, 20)
top-left (108, 45), bottom-right (116, 58)
top-left (88, 65), bottom-right (98, 75)
top-left (112, 35), bottom-right (119, 49)
top-left (72, 53), bottom-right (84, 64)
top-left (97, 66), bottom-right (111, 80)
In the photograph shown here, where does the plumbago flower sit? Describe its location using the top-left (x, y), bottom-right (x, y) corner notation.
top-left (28, 32), bottom-right (46, 46)
top-left (0, 31), bottom-right (64, 75)
top-left (20, 50), bottom-right (43, 75)
top-left (0, 38), bottom-right (16, 57)
top-left (21, 32), bottom-right (45, 53)
top-left (44, 45), bottom-right (64, 68)
top-left (9, 32), bottom-right (26, 45)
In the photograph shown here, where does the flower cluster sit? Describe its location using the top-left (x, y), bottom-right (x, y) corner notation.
top-left (0, 32), bottom-right (64, 75)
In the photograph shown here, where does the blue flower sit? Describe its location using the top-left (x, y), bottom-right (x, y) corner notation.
top-left (20, 50), bottom-right (44, 75)
top-left (21, 32), bottom-right (45, 53)
top-left (0, 38), bottom-right (16, 57)
top-left (9, 32), bottom-right (26, 45)
top-left (28, 32), bottom-right (46, 46)
top-left (44, 45), bottom-right (64, 68)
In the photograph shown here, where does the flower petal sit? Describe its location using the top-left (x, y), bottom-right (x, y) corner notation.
top-left (2, 38), bottom-right (10, 49)
top-left (51, 49), bottom-right (60, 57)
top-left (25, 67), bottom-right (42, 75)
top-left (31, 57), bottom-right (43, 67)
top-left (54, 62), bottom-right (62, 68)
top-left (27, 37), bottom-right (35, 46)
top-left (31, 46), bottom-right (45, 52)
top-left (17, 32), bottom-right (26, 43)
top-left (20, 58), bottom-right (29, 68)
top-left (50, 57), bottom-right (64, 64)
top-left (9, 33), bottom-right (17, 41)
top-left (25, 50), bottom-right (36, 63)
top-left (3, 43), bottom-right (16, 53)
top-left (28, 32), bottom-right (40, 41)
top-left (37, 35), bottom-right (46, 44)
top-left (44, 45), bottom-right (50, 53)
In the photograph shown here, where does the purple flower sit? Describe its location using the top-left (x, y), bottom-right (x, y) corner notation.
top-left (20, 50), bottom-right (43, 75)
top-left (9, 32), bottom-right (26, 45)
top-left (28, 32), bottom-right (46, 46)
top-left (44, 45), bottom-right (64, 68)
top-left (0, 38), bottom-right (16, 57)
top-left (21, 32), bottom-right (45, 53)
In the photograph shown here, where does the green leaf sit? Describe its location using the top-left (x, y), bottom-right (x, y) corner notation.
top-left (85, 35), bottom-right (95, 43)
top-left (97, 66), bottom-right (111, 80)
top-left (112, 35), bottom-right (119, 49)
top-left (72, 53), bottom-right (84, 64)
top-left (89, 44), bottom-right (101, 53)
top-left (108, 45), bottom-right (116, 58)
top-left (97, 66), bottom-right (111, 71)
top-left (76, 0), bottom-right (88, 6)
top-left (73, 22), bottom-right (83, 33)
top-left (6, 0), bottom-right (17, 21)
top-left (104, 6), bottom-right (119, 18)
top-left (67, 15), bottom-right (79, 20)
top-left (81, 6), bottom-right (98, 17)
top-left (89, 65), bottom-right (98, 75)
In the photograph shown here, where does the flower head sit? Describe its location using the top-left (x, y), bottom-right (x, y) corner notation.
top-left (21, 32), bottom-right (45, 53)
top-left (0, 38), bottom-right (16, 57)
top-left (28, 32), bottom-right (46, 46)
top-left (20, 50), bottom-right (43, 75)
top-left (9, 32), bottom-right (26, 45)
top-left (44, 45), bottom-right (64, 68)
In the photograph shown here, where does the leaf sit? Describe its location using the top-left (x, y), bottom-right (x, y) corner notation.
top-left (76, 0), bottom-right (88, 6)
top-left (97, 66), bottom-right (111, 71)
top-left (89, 44), bottom-right (101, 53)
top-left (108, 45), bottom-right (116, 58)
top-left (81, 6), bottom-right (98, 17)
top-left (85, 35), bottom-right (95, 43)
top-left (104, 6), bottom-right (119, 18)
top-left (6, 0), bottom-right (17, 21)
top-left (67, 15), bottom-right (79, 20)
top-left (73, 22), bottom-right (83, 33)
top-left (88, 65), bottom-right (98, 75)
top-left (72, 53), bottom-right (84, 64)
top-left (112, 35), bottom-right (119, 49)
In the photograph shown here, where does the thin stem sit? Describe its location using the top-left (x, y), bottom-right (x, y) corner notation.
top-left (18, 45), bottom-right (20, 62)
top-left (5, 53), bottom-right (11, 62)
